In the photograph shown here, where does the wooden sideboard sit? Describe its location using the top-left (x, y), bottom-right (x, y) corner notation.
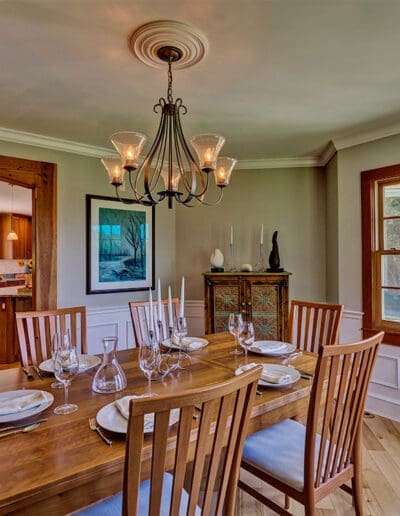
top-left (203, 272), bottom-right (291, 341)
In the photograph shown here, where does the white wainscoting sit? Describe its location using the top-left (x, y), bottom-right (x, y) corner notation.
top-left (87, 303), bottom-right (400, 422)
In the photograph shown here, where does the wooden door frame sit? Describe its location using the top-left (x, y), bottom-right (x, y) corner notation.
top-left (0, 155), bottom-right (57, 309)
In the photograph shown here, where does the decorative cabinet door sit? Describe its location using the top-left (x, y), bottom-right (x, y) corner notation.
top-left (204, 273), bottom-right (290, 340)
top-left (203, 276), bottom-right (241, 333)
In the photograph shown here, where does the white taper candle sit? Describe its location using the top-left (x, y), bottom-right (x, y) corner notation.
top-left (157, 277), bottom-right (162, 322)
top-left (148, 287), bottom-right (154, 333)
top-left (168, 286), bottom-right (173, 328)
top-left (179, 277), bottom-right (185, 318)
top-left (260, 224), bottom-right (264, 245)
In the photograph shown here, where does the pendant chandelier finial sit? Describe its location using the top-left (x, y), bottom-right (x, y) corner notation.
top-left (102, 24), bottom-right (236, 209)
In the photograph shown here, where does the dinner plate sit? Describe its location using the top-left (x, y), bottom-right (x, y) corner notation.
top-left (39, 354), bottom-right (101, 374)
top-left (0, 389), bottom-right (54, 423)
top-left (162, 337), bottom-right (208, 352)
top-left (258, 364), bottom-right (301, 388)
top-left (96, 401), bottom-right (181, 434)
top-left (249, 340), bottom-right (296, 356)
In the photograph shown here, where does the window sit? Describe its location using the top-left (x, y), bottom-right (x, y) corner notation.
top-left (362, 165), bottom-right (400, 345)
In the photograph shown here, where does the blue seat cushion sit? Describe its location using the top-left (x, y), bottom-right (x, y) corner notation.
top-left (242, 418), bottom-right (312, 492)
top-left (75, 472), bottom-right (200, 515)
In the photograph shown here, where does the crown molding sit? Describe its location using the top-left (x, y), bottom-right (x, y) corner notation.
top-left (332, 121), bottom-right (400, 151)
top-left (235, 156), bottom-right (320, 170)
top-left (0, 127), bottom-right (117, 158)
top-left (317, 140), bottom-right (337, 166)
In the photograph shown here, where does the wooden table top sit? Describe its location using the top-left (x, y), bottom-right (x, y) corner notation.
top-left (0, 332), bottom-right (316, 515)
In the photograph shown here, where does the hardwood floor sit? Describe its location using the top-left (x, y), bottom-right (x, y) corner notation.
top-left (238, 415), bottom-right (400, 515)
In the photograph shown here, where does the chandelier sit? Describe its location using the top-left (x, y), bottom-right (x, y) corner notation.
top-left (102, 39), bottom-right (236, 209)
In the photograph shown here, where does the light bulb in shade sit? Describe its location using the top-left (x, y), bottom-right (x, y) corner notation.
top-left (190, 133), bottom-right (225, 172)
top-left (101, 158), bottom-right (126, 187)
top-left (161, 165), bottom-right (181, 192)
top-left (110, 131), bottom-right (147, 171)
top-left (214, 157), bottom-right (237, 187)
top-left (7, 230), bottom-right (18, 241)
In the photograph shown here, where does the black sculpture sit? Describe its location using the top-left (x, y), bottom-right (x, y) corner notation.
top-left (267, 230), bottom-right (284, 272)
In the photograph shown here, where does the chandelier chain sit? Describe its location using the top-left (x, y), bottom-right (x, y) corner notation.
top-left (167, 60), bottom-right (173, 103)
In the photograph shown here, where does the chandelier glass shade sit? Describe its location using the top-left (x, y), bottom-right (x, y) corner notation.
top-left (102, 46), bottom-right (236, 208)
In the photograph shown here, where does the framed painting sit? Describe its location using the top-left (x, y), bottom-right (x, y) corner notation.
top-left (86, 195), bottom-right (155, 294)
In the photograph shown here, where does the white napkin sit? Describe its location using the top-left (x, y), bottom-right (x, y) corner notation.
top-left (250, 341), bottom-right (287, 353)
top-left (235, 363), bottom-right (291, 384)
top-left (0, 391), bottom-right (47, 415)
top-left (114, 395), bottom-right (142, 420)
top-left (171, 337), bottom-right (203, 351)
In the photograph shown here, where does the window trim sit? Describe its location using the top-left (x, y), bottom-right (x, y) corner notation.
top-left (361, 164), bottom-right (400, 346)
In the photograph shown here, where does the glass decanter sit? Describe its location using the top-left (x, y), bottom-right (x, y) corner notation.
top-left (92, 336), bottom-right (127, 393)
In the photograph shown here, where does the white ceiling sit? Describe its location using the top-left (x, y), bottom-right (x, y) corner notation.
top-left (0, 182), bottom-right (32, 215)
top-left (0, 0), bottom-right (400, 163)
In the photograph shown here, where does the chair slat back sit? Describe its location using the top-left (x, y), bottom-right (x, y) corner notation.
top-left (122, 366), bottom-right (262, 516)
top-left (304, 331), bottom-right (383, 493)
top-left (289, 300), bottom-right (343, 352)
top-left (129, 298), bottom-right (179, 347)
top-left (15, 306), bottom-right (87, 367)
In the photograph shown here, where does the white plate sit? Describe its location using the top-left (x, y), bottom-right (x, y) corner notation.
top-left (162, 337), bottom-right (208, 352)
top-left (39, 354), bottom-right (101, 374)
top-left (96, 401), bottom-right (181, 434)
top-left (258, 364), bottom-right (301, 388)
top-left (249, 340), bottom-right (296, 356)
top-left (0, 389), bottom-right (54, 423)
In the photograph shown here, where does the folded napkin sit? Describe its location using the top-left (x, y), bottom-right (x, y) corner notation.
top-left (171, 337), bottom-right (203, 351)
top-left (114, 395), bottom-right (142, 420)
top-left (0, 391), bottom-right (47, 416)
top-left (250, 341), bottom-right (287, 353)
top-left (235, 363), bottom-right (291, 384)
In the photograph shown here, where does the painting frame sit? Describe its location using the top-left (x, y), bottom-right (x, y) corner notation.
top-left (86, 194), bottom-right (155, 294)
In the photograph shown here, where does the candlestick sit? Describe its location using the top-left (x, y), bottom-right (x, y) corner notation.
top-left (168, 285), bottom-right (173, 328)
top-left (179, 277), bottom-right (185, 318)
top-left (157, 277), bottom-right (162, 322)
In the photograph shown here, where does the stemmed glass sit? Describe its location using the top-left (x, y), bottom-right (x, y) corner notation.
top-left (53, 336), bottom-right (79, 415)
top-left (173, 316), bottom-right (191, 369)
top-left (238, 321), bottom-right (255, 365)
top-left (51, 331), bottom-right (70, 389)
top-left (228, 313), bottom-right (244, 355)
top-left (139, 340), bottom-right (160, 397)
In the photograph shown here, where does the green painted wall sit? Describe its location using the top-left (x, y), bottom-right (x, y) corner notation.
top-left (175, 166), bottom-right (326, 300)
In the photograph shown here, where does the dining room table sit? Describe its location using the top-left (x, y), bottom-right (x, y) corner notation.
top-left (0, 331), bottom-right (317, 515)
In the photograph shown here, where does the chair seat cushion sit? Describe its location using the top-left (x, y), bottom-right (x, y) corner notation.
top-left (242, 418), bottom-right (309, 492)
top-left (75, 472), bottom-right (200, 515)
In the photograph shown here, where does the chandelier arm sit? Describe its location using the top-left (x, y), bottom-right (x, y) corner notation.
top-left (196, 186), bottom-right (224, 206)
top-left (114, 185), bottom-right (139, 205)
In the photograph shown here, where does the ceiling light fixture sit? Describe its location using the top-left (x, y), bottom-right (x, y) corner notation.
top-left (102, 21), bottom-right (236, 209)
top-left (6, 184), bottom-right (18, 241)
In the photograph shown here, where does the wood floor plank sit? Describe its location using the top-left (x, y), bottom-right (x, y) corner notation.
top-left (238, 415), bottom-right (400, 516)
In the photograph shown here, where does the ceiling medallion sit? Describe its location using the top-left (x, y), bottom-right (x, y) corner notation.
top-left (102, 21), bottom-right (236, 208)
top-left (128, 19), bottom-right (209, 70)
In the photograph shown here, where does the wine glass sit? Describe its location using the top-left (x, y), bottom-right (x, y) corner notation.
top-left (238, 321), bottom-right (255, 365)
top-left (53, 338), bottom-right (79, 415)
top-left (173, 316), bottom-right (191, 369)
top-left (51, 331), bottom-right (70, 389)
top-left (228, 313), bottom-right (244, 355)
top-left (139, 341), bottom-right (160, 397)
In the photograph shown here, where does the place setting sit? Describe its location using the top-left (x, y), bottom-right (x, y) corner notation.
top-left (231, 315), bottom-right (303, 389)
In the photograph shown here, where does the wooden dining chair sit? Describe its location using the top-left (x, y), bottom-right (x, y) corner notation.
top-left (239, 331), bottom-right (384, 515)
top-left (288, 300), bottom-right (344, 352)
top-left (75, 365), bottom-right (262, 516)
top-left (129, 298), bottom-right (179, 347)
top-left (15, 306), bottom-right (87, 367)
